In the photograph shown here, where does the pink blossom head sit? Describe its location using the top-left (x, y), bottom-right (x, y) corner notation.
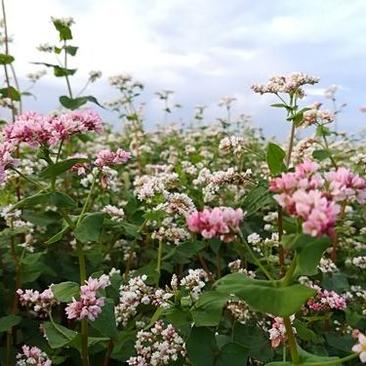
top-left (95, 148), bottom-right (131, 168)
top-left (69, 110), bottom-right (103, 133)
top-left (16, 345), bottom-right (52, 366)
top-left (186, 207), bottom-right (244, 242)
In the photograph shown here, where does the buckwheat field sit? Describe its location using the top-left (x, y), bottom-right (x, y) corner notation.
top-left (1, 5), bottom-right (366, 366)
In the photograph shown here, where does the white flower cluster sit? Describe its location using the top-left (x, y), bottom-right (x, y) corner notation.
top-left (194, 167), bottom-right (251, 202)
top-left (115, 275), bottom-right (172, 326)
top-left (179, 269), bottom-right (209, 300)
top-left (352, 256), bottom-right (366, 269)
top-left (134, 172), bottom-right (179, 202)
top-left (26, 70), bottom-right (47, 83)
top-left (302, 103), bottom-right (334, 127)
top-left (155, 192), bottom-right (196, 217)
top-left (251, 72), bottom-right (319, 97)
top-left (151, 221), bottom-right (191, 246)
top-left (318, 258), bottom-right (338, 273)
top-left (51, 16), bottom-right (75, 27)
top-left (228, 259), bottom-right (256, 278)
top-left (102, 204), bottom-right (125, 222)
top-left (219, 136), bottom-right (246, 155)
top-left (218, 96), bottom-right (237, 108)
top-left (227, 300), bottom-right (251, 324)
top-left (127, 320), bottom-right (186, 366)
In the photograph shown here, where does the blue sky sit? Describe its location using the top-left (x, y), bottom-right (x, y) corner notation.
top-left (5, 0), bottom-right (366, 138)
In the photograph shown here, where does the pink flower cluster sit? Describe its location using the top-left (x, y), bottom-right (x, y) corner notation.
top-left (16, 345), bottom-right (51, 366)
top-left (4, 110), bottom-right (103, 148)
top-left (307, 288), bottom-right (347, 312)
top-left (187, 207), bottom-right (244, 242)
top-left (302, 103), bottom-right (334, 127)
top-left (0, 142), bottom-right (17, 183)
top-left (95, 148), bottom-right (131, 168)
top-left (268, 316), bottom-right (296, 349)
top-left (270, 161), bottom-right (340, 237)
top-left (65, 274), bottom-right (110, 321)
top-left (17, 287), bottom-right (57, 317)
top-left (326, 167), bottom-right (366, 203)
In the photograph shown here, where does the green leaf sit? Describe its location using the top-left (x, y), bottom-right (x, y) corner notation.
top-left (241, 183), bottom-right (274, 216)
top-left (233, 323), bottom-right (273, 362)
top-left (215, 273), bottom-right (315, 316)
top-left (293, 111), bottom-right (304, 126)
top-left (0, 315), bottom-right (21, 333)
top-left (192, 291), bottom-right (234, 326)
top-left (12, 191), bottom-right (76, 210)
top-left (74, 213), bottom-right (105, 243)
top-left (316, 125), bottom-right (331, 137)
top-left (49, 192), bottom-right (76, 208)
top-left (59, 95), bottom-right (104, 110)
top-left (0, 53), bottom-right (14, 65)
top-left (271, 103), bottom-right (289, 108)
top-left (53, 66), bottom-right (77, 77)
top-left (0, 86), bottom-right (21, 101)
top-left (52, 19), bottom-right (73, 40)
top-left (39, 158), bottom-right (89, 178)
top-left (45, 224), bottom-right (70, 244)
top-left (312, 149), bottom-right (331, 161)
top-left (267, 142), bottom-right (286, 175)
top-left (51, 281), bottom-right (80, 302)
top-left (295, 236), bottom-right (331, 276)
top-left (186, 327), bottom-right (218, 366)
top-left (91, 300), bottom-right (117, 338)
top-left (64, 45), bottom-right (78, 56)
top-left (215, 343), bottom-right (248, 366)
top-left (293, 320), bottom-right (318, 342)
top-left (44, 321), bottom-right (77, 349)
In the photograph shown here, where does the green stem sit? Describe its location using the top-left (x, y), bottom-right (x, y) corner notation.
top-left (307, 353), bottom-right (358, 366)
top-left (286, 122), bottom-right (296, 167)
top-left (156, 240), bottom-right (163, 285)
top-left (283, 316), bottom-right (299, 364)
top-left (238, 230), bottom-right (274, 280)
top-left (77, 174), bottom-right (97, 226)
top-left (321, 130), bottom-right (338, 169)
top-left (11, 167), bottom-right (44, 189)
top-left (63, 40), bottom-right (73, 99)
top-left (56, 139), bottom-right (64, 163)
top-left (282, 256), bottom-right (297, 286)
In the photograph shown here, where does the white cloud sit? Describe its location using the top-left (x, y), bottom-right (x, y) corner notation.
top-left (1, 0), bottom-right (366, 137)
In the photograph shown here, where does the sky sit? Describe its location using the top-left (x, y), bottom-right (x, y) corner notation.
top-left (4, 0), bottom-right (366, 138)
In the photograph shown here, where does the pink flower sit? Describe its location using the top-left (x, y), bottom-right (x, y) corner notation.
top-left (292, 189), bottom-right (340, 237)
top-left (326, 167), bottom-right (366, 203)
top-left (4, 110), bottom-right (103, 148)
top-left (270, 161), bottom-right (340, 237)
top-left (17, 287), bottom-right (58, 317)
top-left (268, 316), bottom-right (296, 349)
top-left (95, 148), bottom-right (131, 168)
top-left (16, 345), bottom-right (51, 366)
top-left (187, 207), bottom-right (244, 242)
top-left (307, 288), bottom-right (347, 312)
top-left (69, 110), bottom-right (103, 133)
top-left (352, 332), bottom-right (366, 363)
top-left (4, 112), bottom-right (51, 147)
top-left (0, 142), bottom-right (17, 183)
top-left (65, 275), bottom-right (110, 321)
